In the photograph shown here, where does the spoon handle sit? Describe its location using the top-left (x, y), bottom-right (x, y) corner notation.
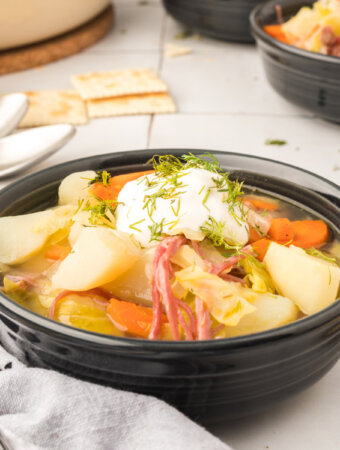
top-left (0, 93), bottom-right (28, 138)
top-left (0, 124), bottom-right (76, 179)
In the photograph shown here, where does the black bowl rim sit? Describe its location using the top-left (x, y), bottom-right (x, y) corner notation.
top-left (0, 149), bottom-right (339, 351)
top-left (250, 0), bottom-right (340, 66)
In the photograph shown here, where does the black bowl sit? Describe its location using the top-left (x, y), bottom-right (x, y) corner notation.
top-left (163, 0), bottom-right (261, 43)
top-left (0, 150), bottom-right (339, 423)
top-left (250, 0), bottom-right (340, 123)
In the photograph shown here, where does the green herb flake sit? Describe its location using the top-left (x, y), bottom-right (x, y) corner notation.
top-left (171, 198), bottom-right (181, 217)
top-left (82, 197), bottom-right (120, 228)
top-left (200, 216), bottom-right (243, 255)
top-left (265, 139), bottom-right (287, 146)
top-left (149, 219), bottom-right (165, 243)
top-left (202, 188), bottom-right (211, 211)
top-left (87, 170), bottom-right (112, 187)
top-left (129, 219), bottom-right (145, 232)
top-left (305, 248), bottom-right (337, 265)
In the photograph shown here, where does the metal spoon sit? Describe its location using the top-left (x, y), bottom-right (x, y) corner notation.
top-left (0, 124), bottom-right (76, 179)
top-left (0, 93), bottom-right (29, 139)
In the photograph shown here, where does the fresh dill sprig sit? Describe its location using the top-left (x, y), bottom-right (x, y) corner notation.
top-left (253, 224), bottom-right (269, 238)
top-left (202, 188), bottom-right (211, 211)
top-left (149, 219), bottom-right (165, 242)
top-left (148, 153), bottom-right (246, 226)
top-left (129, 219), bottom-right (145, 232)
top-left (143, 187), bottom-right (185, 220)
top-left (171, 198), bottom-right (181, 216)
top-left (265, 139), bottom-right (287, 146)
top-left (182, 152), bottom-right (221, 172)
top-left (200, 216), bottom-right (243, 254)
top-left (305, 248), bottom-right (337, 265)
top-left (75, 198), bottom-right (84, 214)
top-left (150, 154), bottom-right (184, 176)
top-left (82, 197), bottom-right (119, 227)
top-left (87, 170), bottom-right (111, 187)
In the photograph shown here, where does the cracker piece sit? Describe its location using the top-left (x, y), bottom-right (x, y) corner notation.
top-left (165, 43), bottom-right (192, 58)
top-left (71, 69), bottom-right (168, 100)
top-left (87, 93), bottom-right (176, 118)
top-left (19, 90), bottom-right (88, 128)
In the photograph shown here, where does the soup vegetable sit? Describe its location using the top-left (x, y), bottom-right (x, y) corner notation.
top-left (0, 154), bottom-right (339, 341)
top-left (264, 0), bottom-right (340, 57)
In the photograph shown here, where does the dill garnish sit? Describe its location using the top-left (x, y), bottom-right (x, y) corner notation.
top-left (305, 248), bottom-right (337, 265)
top-left (171, 198), bottom-right (181, 217)
top-left (75, 198), bottom-right (84, 214)
top-left (202, 188), bottom-right (211, 211)
top-left (253, 224), bottom-right (269, 238)
top-left (149, 219), bottom-right (165, 242)
top-left (82, 197), bottom-right (119, 228)
top-left (265, 139), bottom-right (287, 146)
top-left (200, 216), bottom-right (243, 254)
top-left (129, 219), bottom-right (146, 232)
top-left (87, 170), bottom-right (111, 187)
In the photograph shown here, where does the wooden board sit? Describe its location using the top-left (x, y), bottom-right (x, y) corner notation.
top-left (0, 5), bottom-right (114, 76)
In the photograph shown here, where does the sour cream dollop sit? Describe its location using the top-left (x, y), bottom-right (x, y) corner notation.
top-left (115, 168), bottom-right (249, 247)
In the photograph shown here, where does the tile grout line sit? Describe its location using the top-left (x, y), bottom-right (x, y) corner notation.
top-left (147, 11), bottom-right (168, 149)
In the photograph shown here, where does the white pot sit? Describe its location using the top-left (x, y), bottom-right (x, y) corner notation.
top-left (0, 0), bottom-right (110, 50)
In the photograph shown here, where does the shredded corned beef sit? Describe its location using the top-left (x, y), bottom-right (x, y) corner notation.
top-left (190, 241), bottom-right (254, 277)
top-left (212, 323), bottom-right (225, 337)
top-left (149, 236), bottom-right (252, 341)
top-left (275, 4), bottom-right (283, 24)
top-left (195, 297), bottom-right (212, 340)
top-left (321, 25), bottom-right (340, 56)
top-left (149, 235), bottom-right (199, 341)
top-left (206, 244), bottom-right (253, 276)
top-left (5, 273), bottom-right (40, 289)
top-left (49, 287), bottom-right (111, 319)
top-left (219, 273), bottom-right (247, 285)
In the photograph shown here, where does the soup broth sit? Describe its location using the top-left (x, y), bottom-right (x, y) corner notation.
top-left (1, 155), bottom-right (339, 341)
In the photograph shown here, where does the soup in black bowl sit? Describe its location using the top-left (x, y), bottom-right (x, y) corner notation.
top-left (0, 150), bottom-right (339, 422)
top-left (250, 0), bottom-right (340, 123)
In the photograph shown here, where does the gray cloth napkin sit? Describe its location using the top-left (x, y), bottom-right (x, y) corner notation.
top-left (0, 344), bottom-right (232, 450)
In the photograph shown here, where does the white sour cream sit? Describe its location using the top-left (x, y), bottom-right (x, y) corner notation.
top-left (115, 168), bottom-right (249, 247)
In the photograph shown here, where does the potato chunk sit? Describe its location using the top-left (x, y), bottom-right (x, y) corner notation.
top-left (264, 242), bottom-right (340, 315)
top-left (221, 293), bottom-right (299, 338)
top-left (52, 227), bottom-right (140, 291)
top-left (0, 206), bottom-right (75, 265)
top-left (104, 247), bottom-right (155, 306)
top-left (58, 170), bottom-right (96, 205)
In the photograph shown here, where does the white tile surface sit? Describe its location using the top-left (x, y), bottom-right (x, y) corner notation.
top-left (150, 114), bottom-right (340, 184)
top-left (0, 1), bottom-right (339, 449)
top-left (210, 361), bottom-right (340, 450)
top-left (161, 24), bottom-right (310, 115)
top-left (88, 1), bottom-right (164, 53)
top-left (0, 52), bottom-right (160, 93)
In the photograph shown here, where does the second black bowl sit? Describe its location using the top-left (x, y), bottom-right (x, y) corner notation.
top-left (250, 0), bottom-right (340, 123)
top-left (163, 0), bottom-right (261, 43)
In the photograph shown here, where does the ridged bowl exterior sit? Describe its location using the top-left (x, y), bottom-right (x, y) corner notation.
top-left (250, 0), bottom-right (340, 123)
top-left (0, 150), bottom-right (339, 423)
top-left (162, 0), bottom-right (261, 43)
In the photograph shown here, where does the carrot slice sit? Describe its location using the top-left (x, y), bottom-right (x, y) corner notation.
top-left (268, 218), bottom-right (294, 243)
top-left (90, 170), bottom-right (154, 201)
top-left (244, 197), bottom-right (278, 211)
top-left (45, 244), bottom-right (71, 261)
top-left (248, 225), bottom-right (263, 244)
top-left (252, 238), bottom-right (272, 261)
top-left (291, 220), bottom-right (328, 249)
top-left (264, 24), bottom-right (291, 44)
top-left (107, 298), bottom-right (167, 339)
